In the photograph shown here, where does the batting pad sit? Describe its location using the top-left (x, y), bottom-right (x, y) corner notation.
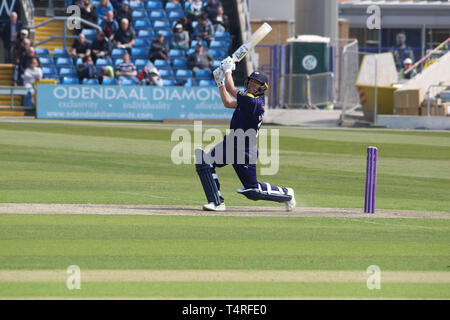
top-left (195, 149), bottom-right (222, 206)
top-left (237, 188), bottom-right (292, 203)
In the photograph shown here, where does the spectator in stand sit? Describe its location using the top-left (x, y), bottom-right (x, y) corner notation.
top-left (113, 18), bottom-right (135, 53)
top-left (97, 0), bottom-right (114, 21)
top-left (193, 14), bottom-right (214, 46)
top-left (77, 55), bottom-right (97, 84)
top-left (187, 42), bottom-right (213, 73)
top-left (148, 33), bottom-right (170, 62)
top-left (13, 38), bottom-right (33, 86)
top-left (12, 29), bottom-right (30, 66)
top-left (171, 24), bottom-right (190, 52)
top-left (91, 31), bottom-right (111, 64)
top-left (138, 60), bottom-right (163, 86)
top-left (1, 11), bottom-right (23, 63)
top-left (177, 16), bottom-right (194, 38)
top-left (99, 65), bottom-right (114, 84)
top-left (114, 1), bottom-right (133, 25)
top-left (100, 11), bottom-right (119, 42)
top-left (115, 51), bottom-right (138, 84)
top-left (23, 57), bottom-right (42, 107)
top-left (204, 0), bottom-right (221, 21)
top-left (78, 0), bottom-right (99, 35)
top-left (71, 33), bottom-right (92, 65)
top-left (18, 46), bottom-right (40, 86)
top-left (210, 5), bottom-right (229, 32)
top-left (187, 0), bottom-right (206, 21)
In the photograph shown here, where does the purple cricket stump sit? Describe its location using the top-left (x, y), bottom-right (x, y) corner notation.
top-left (364, 146), bottom-right (378, 214)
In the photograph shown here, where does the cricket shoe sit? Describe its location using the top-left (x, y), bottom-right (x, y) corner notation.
top-left (203, 202), bottom-right (226, 212)
top-left (285, 188), bottom-right (296, 212)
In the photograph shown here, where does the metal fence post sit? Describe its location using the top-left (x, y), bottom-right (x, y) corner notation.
top-left (373, 55), bottom-right (378, 125)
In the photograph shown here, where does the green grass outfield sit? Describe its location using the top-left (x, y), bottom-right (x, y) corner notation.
top-left (0, 121), bottom-right (449, 211)
top-left (0, 214), bottom-right (449, 299)
top-left (0, 120), bottom-right (449, 299)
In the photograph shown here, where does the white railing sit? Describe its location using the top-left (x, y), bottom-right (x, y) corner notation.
top-left (28, 16), bottom-right (103, 50)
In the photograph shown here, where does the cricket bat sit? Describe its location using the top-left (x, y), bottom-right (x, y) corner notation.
top-left (231, 23), bottom-right (272, 63)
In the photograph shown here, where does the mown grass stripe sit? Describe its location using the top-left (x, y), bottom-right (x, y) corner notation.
top-left (0, 282), bottom-right (448, 299)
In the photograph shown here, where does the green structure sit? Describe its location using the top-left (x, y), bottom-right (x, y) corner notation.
top-left (287, 35), bottom-right (331, 108)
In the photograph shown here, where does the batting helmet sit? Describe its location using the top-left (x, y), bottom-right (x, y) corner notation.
top-left (246, 70), bottom-right (269, 96)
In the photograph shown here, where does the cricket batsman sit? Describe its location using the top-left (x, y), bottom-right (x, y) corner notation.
top-left (195, 57), bottom-right (296, 212)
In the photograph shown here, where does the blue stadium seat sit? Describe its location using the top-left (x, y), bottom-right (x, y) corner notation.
top-left (209, 40), bottom-right (230, 50)
top-left (36, 48), bottom-right (50, 58)
top-left (165, 2), bottom-right (182, 12)
top-left (39, 57), bottom-right (53, 66)
top-left (114, 58), bottom-right (123, 67)
top-left (131, 48), bottom-right (148, 59)
top-left (195, 69), bottom-right (212, 80)
top-left (133, 19), bottom-right (152, 31)
top-left (82, 78), bottom-right (99, 85)
top-left (76, 58), bottom-right (83, 66)
top-left (148, 10), bottom-right (167, 20)
top-left (198, 79), bottom-right (216, 87)
top-left (134, 59), bottom-right (147, 70)
top-left (208, 49), bottom-right (227, 60)
top-left (214, 31), bottom-right (231, 42)
top-left (155, 29), bottom-right (173, 42)
top-left (134, 38), bottom-right (151, 49)
top-left (58, 67), bottom-right (77, 78)
top-left (102, 78), bottom-right (116, 85)
top-left (183, 77), bottom-right (194, 87)
top-left (62, 77), bottom-right (79, 85)
top-left (138, 29), bottom-right (155, 40)
top-left (55, 57), bottom-right (73, 68)
top-left (212, 60), bottom-right (221, 69)
top-left (158, 69), bottom-right (174, 79)
top-left (130, 1), bottom-right (144, 10)
top-left (162, 79), bottom-right (176, 86)
top-left (190, 40), bottom-right (208, 49)
top-left (175, 69), bottom-right (193, 80)
top-left (172, 58), bottom-right (188, 70)
top-left (96, 58), bottom-right (112, 67)
top-left (132, 10), bottom-right (147, 20)
top-left (169, 49), bottom-right (185, 59)
top-left (152, 20), bottom-right (170, 30)
top-left (167, 10), bottom-right (184, 22)
top-left (146, 1), bottom-right (163, 10)
top-left (120, 78), bottom-right (139, 85)
top-left (82, 29), bottom-right (97, 42)
top-left (154, 59), bottom-right (171, 70)
top-left (53, 48), bottom-right (70, 59)
top-left (111, 48), bottom-right (127, 59)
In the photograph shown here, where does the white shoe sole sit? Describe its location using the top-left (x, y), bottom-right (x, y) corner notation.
top-left (285, 188), bottom-right (296, 212)
top-left (202, 203), bottom-right (226, 212)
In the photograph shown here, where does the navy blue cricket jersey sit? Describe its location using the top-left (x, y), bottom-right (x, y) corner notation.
top-left (230, 91), bottom-right (265, 133)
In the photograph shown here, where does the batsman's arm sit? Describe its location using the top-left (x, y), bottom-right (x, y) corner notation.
top-left (224, 72), bottom-right (239, 99)
top-left (218, 85), bottom-right (237, 109)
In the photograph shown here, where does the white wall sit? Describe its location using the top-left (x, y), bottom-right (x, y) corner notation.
top-left (248, 0), bottom-right (295, 21)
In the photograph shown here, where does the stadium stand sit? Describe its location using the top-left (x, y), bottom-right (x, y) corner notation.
top-left (3, 0), bottom-right (235, 95)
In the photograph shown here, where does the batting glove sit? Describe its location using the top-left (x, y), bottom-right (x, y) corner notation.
top-left (221, 56), bottom-right (236, 74)
top-left (213, 68), bottom-right (225, 87)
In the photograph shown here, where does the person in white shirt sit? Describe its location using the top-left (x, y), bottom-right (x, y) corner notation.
top-left (23, 57), bottom-right (43, 106)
